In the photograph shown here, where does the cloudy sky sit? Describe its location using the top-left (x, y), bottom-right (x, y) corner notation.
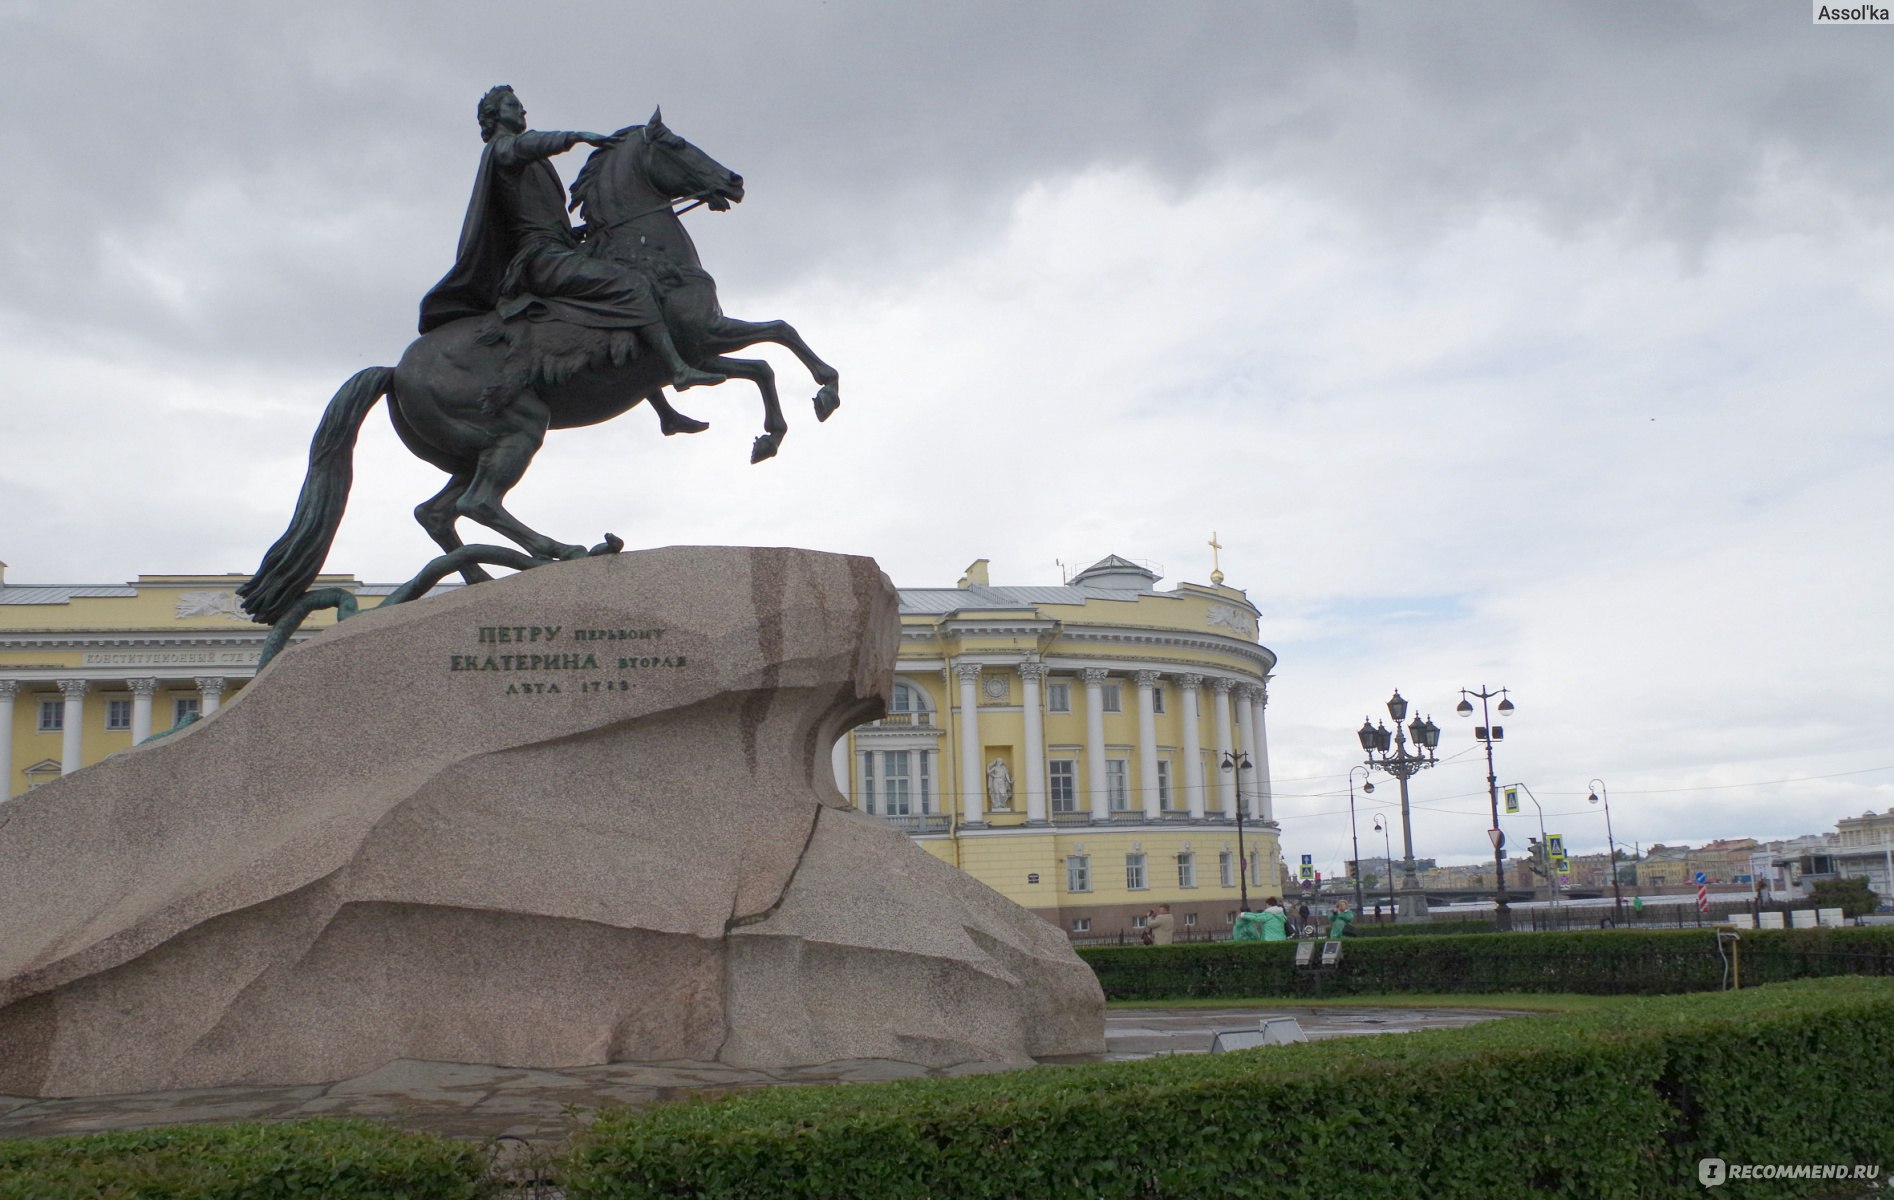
top-left (3, 1), bottom-right (1890, 874)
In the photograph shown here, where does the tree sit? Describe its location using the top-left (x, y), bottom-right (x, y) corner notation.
top-left (1810, 876), bottom-right (1879, 919)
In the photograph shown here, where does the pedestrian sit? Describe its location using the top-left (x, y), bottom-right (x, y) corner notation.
top-left (1297, 901), bottom-right (1311, 936)
top-left (1328, 898), bottom-right (1356, 939)
top-left (1147, 903), bottom-right (1175, 946)
top-left (1260, 896), bottom-right (1288, 941)
top-left (1232, 907), bottom-right (1267, 941)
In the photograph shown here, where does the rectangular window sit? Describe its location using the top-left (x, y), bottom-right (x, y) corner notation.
top-left (173, 696), bottom-right (201, 725)
top-left (859, 752), bottom-right (876, 813)
top-left (1126, 852), bottom-right (1147, 890)
top-left (1067, 854), bottom-right (1090, 893)
top-left (1227, 910), bottom-right (1238, 925)
top-left (1101, 684), bottom-right (1122, 713)
top-left (1157, 760), bottom-right (1174, 809)
top-left (883, 750), bottom-right (912, 816)
top-left (38, 700), bottom-right (62, 733)
top-left (106, 698), bottom-right (132, 731)
top-left (1106, 759), bottom-right (1129, 811)
top-left (1049, 759), bottom-right (1077, 813)
top-left (917, 751), bottom-right (932, 814)
top-left (1177, 852), bottom-right (1196, 888)
top-left (1220, 851), bottom-right (1235, 887)
top-left (1183, 913), bottom-right (1197, 928)
top-left (1152, 686), bottom-right (1165, 714)
top-left (1047, 683), bottom-right (1071, 713)
top-left (1131, 914), bottom-right (1148, 929)
top-left (1249, 849), bottom-right (1262, 886)
top-left (1072, 917), bottom-right (1091, 933)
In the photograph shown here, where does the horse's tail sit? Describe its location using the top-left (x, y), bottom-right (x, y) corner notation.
top-left (237, 366), bottom-right (394, 627)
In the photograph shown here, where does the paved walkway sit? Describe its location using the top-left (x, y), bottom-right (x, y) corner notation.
top-left (0, 1006), bottom-right (1521, 1142)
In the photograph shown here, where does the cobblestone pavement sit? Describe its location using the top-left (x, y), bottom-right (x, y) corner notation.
top-left (0, 1006), bottom-right (1523, 1142)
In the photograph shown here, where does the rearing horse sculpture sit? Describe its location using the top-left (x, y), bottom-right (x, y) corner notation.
top-left (239, 110), bottom-right (840, 631)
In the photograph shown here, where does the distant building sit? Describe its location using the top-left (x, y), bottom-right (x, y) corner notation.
top-left (832, 554), bottom-right (1283, 938)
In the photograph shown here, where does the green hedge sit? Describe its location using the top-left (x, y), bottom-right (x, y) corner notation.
top-left (0, 1119), bottom-right (485, 1200)
top-left (1081, 926), bottom-right (1894, 1000)
top-left (561, 978), bottom-right (1894, 1199)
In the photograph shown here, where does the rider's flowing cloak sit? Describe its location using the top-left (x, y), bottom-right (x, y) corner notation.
top-left (418, 136), bottom-right (513, 334)
top-left (418, 131), bottom-right (662, 336)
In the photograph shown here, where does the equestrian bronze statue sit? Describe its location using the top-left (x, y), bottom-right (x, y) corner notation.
top-left (239, 90), bottom-right (839, 650)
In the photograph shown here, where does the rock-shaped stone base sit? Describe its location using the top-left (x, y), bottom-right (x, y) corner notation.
top-left (0, 548), bottom-right (1103, 1097)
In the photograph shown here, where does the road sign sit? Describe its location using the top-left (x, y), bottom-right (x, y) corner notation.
top-left (1548, 834), bottom-right (1565, 858)
top-left (1301, 854), bottom-right (1313, 865)
top-left (1696, 885), bottom-right (1710, 913)
top-left (1487, 827), bottom-right (1505, 849)
top-left (1504, 787), bottom-right (1519, 814)
top-left (1694, 871), bottom-right (1707, 885)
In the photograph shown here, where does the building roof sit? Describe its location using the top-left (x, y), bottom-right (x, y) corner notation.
top-left (0, 586), bottom-right (138, 605)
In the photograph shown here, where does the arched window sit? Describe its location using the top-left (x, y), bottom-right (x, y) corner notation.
top-left (884, 681), bottom-right (932, 725)
top-left (890, 682), bottom-right (929, 713)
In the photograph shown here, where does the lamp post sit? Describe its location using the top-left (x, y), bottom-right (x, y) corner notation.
top-left (1372, 813), bottom-right (1396, 919)
top-left (1456, 685), bottom-right (1515, 930)
top-left (1588, 778), bottom-right (1625, 924)
top-left (1221, 750), bottom-right (1254, 911)
top-left (1348, 764), bottom-right (1373, 917)
top-left (1356, 689), bottom-right (1441, 917)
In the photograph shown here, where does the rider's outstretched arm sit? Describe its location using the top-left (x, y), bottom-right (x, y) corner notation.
top-left (494, 129), bottom-right (612, 166)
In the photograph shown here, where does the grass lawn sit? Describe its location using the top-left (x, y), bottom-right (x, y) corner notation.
top-left (1108, 992), bottom-right (1625, 1013)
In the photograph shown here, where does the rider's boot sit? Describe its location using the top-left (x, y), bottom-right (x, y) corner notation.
top-left (643, 323), bottom-right (724, 391)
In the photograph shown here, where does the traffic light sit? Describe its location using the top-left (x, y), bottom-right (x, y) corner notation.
top-left (1527, 838), bottom-right (1548, 878)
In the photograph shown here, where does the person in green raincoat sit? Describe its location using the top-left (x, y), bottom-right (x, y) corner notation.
top-left (1260, 897), bottom-right (1288, 941)
top-left (1328, 899), bottom-right (1356, 939)
top-left (1231, 908), bottom-right (1267, 941)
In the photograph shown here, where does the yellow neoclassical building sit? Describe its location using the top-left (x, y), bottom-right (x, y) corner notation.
top-left (833, 555), bottom-right (1282, 939)
top-left (1, 554), bottom-right (1281, 941)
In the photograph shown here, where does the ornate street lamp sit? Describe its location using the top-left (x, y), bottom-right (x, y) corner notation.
top-left (1458, 685), bottom-right (1515, 929)
top-left (1589, 778), bottom-right (1625, 924)
top-left (1221, 750), bottom-right (1254, 911)
top-left (1372, 813), bottom-right (1396, 919)
top-left (1356, 689), bottom-right (1440, 915)
top-left (1348, 765), bottom-right (1373, 917)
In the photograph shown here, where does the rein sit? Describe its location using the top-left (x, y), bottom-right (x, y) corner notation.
top-left (585, 195), bottom-right (710, 235)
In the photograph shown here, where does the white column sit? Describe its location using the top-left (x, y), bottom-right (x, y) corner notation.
top-left (1019, 661), bottom-right (1048, 823)
top-left (1178, 674), bottom-right (1205, 820)
top-left (1210, 678), bottom-right (1236, 816)
top-left (58, 678), bottom-right (89, 775)
top-left (0, 680), bottom-right (17, 800)
top-left (128, 677), bottom-right (157, 743)
top-left (1233, 684), bottom-right (1257, 819)
top-left (1135, 670), bottom-right (1161, 820)
top-left (196, 676), bottom-right (227, 716)
top-left (954, 663), bottom-right (984, 826)
top-left (1082, 668), bottom-right (1110, 821)
top-left (829, 735), bottom-right (849, 796)
top-left (1249, 683), bottom-right (1276, 825)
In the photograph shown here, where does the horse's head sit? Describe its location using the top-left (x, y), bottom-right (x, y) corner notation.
top-left (642, 107), bottom-right (745, 210)
top-left (570, 107), bottom-right (744, 228)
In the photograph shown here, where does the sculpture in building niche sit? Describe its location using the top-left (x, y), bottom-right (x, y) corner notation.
top-left (986, 758), bottom-right (1014, 812)
top-left (238, 88), bottom-right (841, 662)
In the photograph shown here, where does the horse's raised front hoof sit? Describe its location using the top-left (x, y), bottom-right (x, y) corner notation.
top-left (751, 433), bottom-right (781, 464)
top-left (661, 411), bottom-right (710, 436)
top-left (590, 533), bottom-right (625, 556)
top-left (813, 385), bottom-right (840, 422)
